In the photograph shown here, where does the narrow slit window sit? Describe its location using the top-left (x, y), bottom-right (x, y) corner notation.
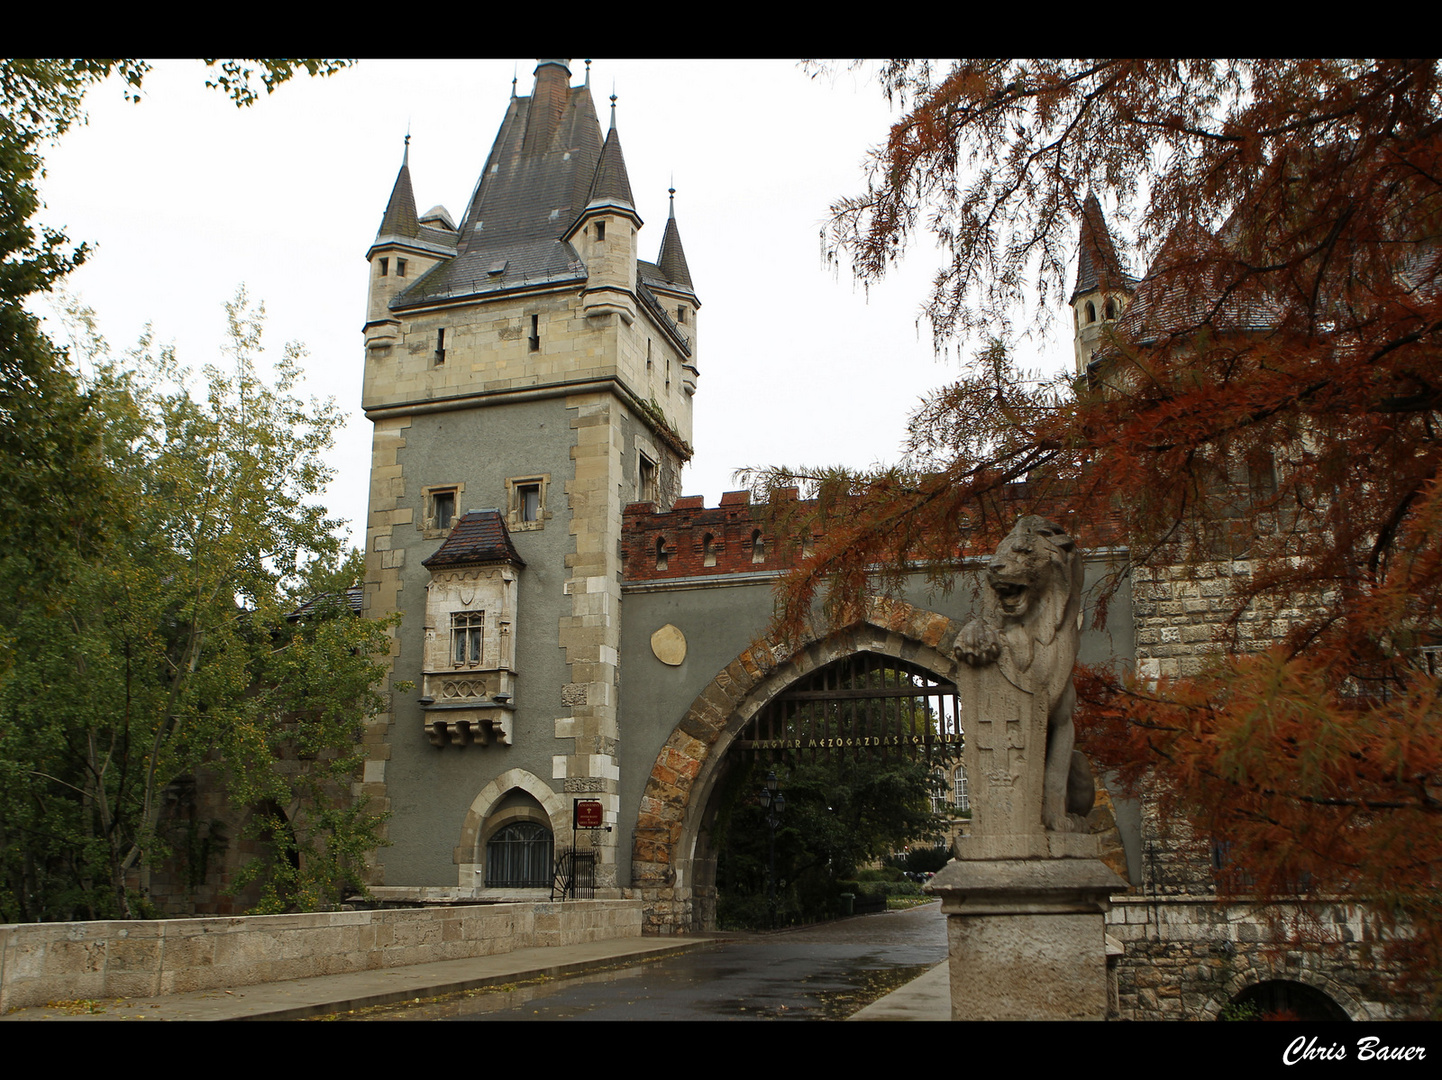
top-left (529, 314), bottom-right (540, 352)
top-left (396, 258), bottom-right (407, 277)
top-left (638, 454), bottom-right (658, 503)
top-left (379, 257), bottom-right (388, 277)
top-left (435, 327), bottom-right (446, 365)
top-left (596, 220), bottom-right (606, 242)
top-left (703, 533), bottom-right (717, 567)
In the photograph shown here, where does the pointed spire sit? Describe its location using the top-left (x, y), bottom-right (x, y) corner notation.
top-left (1071, 192), bottom-right (1129, 303)
top-left (609, 86), bottom-right (617, 130)
top-left (657, 185), bottom-right (694, 292)
top-left (377, 137), bottom-right (420, 241)
top-left (584, 59), bottom-right (591, 87)
top-left (586, 108), bottom-right (636, 209)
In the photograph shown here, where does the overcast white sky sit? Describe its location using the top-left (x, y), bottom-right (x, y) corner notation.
top-left (35, 59), bottom-right (1075, 550)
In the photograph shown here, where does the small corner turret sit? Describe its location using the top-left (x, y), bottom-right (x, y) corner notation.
top-left (364, 137), bottom-right (458, 356)
top-left (1071, 193), bottom-right (1133, 379)
top-left (651, 186), bottom-right (699, 395)
top-left (565, 92), bottom-right (642, 324)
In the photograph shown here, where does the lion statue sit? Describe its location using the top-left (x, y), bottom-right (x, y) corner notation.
top-left (954, 516), bottom-right (1094, 831)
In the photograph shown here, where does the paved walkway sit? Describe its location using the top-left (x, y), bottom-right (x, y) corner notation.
top-left (1, 922), bottom-right (950, 1022)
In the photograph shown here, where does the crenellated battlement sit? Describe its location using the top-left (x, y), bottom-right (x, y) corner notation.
top-left (622, 488), bottom-right (816, 581)
top-left (621, 483), bottom-right (1125, 585)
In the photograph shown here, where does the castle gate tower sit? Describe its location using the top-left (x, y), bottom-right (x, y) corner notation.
top-left (359, 60), bottom-right (699, 893)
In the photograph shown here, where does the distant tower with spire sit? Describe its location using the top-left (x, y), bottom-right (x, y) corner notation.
top-left (1070, 193), bottom-right (1133, 378)
top-left (358, 60), bottom-right (699, 898)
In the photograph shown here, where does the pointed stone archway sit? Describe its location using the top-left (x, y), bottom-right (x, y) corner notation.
top-left (629, 597), bottom-right (966, 933)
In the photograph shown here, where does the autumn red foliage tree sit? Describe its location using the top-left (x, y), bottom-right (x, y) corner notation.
top-left (757, 60), bottom-right (1442, 1008)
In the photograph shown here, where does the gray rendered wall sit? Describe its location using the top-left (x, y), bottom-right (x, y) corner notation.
top-left (615, 555), bottom-right (1136, 886)
top-left (380, 396), bottom-right (577, 886)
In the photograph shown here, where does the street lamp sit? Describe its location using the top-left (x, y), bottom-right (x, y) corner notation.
top-left (758, 770), bottom-right (786, 929)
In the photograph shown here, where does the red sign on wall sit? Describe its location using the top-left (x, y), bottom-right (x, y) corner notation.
top-left (574, 799), bottom-right (604, 829)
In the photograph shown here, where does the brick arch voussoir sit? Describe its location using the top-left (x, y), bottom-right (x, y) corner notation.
top-left (630, 599), bottom-right (965, 886)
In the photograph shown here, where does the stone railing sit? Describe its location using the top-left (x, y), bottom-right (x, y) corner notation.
top-left (0, 899), bottom-right (641, 1013)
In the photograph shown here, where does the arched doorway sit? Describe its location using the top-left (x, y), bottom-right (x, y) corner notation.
top-left (631, 598), bottom-right (967, 932)
top-left (1224, 979), bottom-right (1352, 1021)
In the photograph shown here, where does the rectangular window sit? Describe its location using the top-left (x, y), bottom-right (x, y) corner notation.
top-left (596, 220), bottom-right (606, 242)
top-left (433, 490), bottom-right (455, 532)
top-left (451, 612), bottom-right (484, 666)
top-left (518, 483), bottom-right (540, 523)
top-left (638, 454), bottom-right (658, 503)
top-left (396, 258), bottom-right (407, 277)
top-left (506, 474), bottom-right (549, 531)
top-left (379, 257), bottom-right (388, 277)
top-left (423, 485), bottom-right (462, 536)
top-left (529, 314), bottom-right (540, 353)
top-left (435, 327), bottom-right (446, 365)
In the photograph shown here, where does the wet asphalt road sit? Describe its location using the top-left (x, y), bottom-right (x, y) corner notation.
top-left (329, 900), bottom-right (946, 1021)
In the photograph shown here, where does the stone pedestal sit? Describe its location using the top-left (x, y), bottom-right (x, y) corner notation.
top-left (927, 855), bottom-right (1125, 1020)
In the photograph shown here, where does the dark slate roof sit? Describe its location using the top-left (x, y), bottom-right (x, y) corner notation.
top-left (377, 147), bottom-right (420, 242)
top-left (586, 119), bottom-right (636, 209)
top-left (393, 62), bottom-right (605, 309)
top-left (655, 203), bottom-right (695, 296)
top-left (370, 147), bottom-right (459, 261)
top-left (1114, 223), bottom-right (1283, 346)
top-left (287, 585), bottom-right (364, 621)
top-left (422, 510), bottom-right (526, 570)
top-left (1071, 193), bottom-right (1133, 303)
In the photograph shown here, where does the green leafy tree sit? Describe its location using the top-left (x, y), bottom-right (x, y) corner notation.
top-left (714, 753), bottom-right (943, 927)
top-left (0, 60), bottom-right (350, 589)
top-left (0, 295), bottom-right (390, 919)
top-left (0, 59), bottom-right (360, 920)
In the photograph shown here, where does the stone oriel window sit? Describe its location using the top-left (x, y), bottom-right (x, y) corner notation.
top-left (505, 474), bottom-right (549, 532)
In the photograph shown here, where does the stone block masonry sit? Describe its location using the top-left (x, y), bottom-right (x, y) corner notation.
top-left (0, 900), bottom-right (642, 1013)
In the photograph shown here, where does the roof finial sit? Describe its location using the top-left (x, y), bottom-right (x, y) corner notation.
top-left (610, 82), bottom-right (617, 129)
top-left (403, 124), bottom-right (411, 166)
top-left (584, 59), bottom-right (592, 87)
top-left (511, 64), bottom-right (518, 98)
top-left (668, 177), bottom-right (676, 219)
